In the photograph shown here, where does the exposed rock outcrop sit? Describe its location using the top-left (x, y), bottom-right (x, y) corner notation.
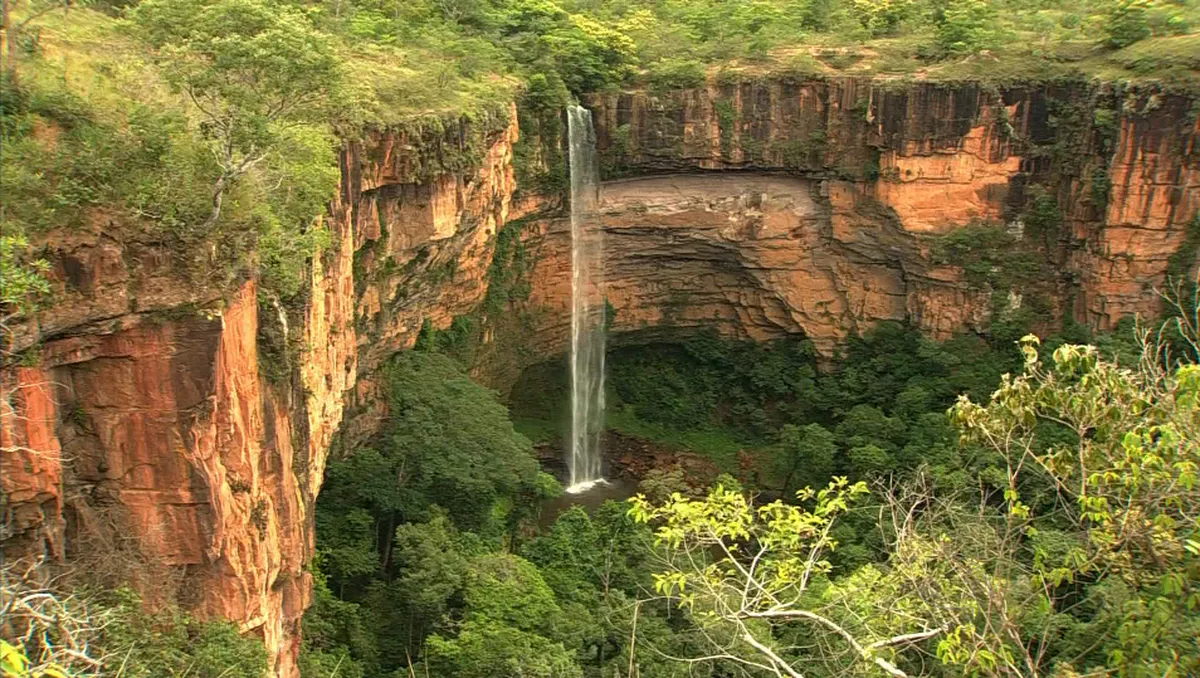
top-left (0, 108), bottom-right (521, 677)
top-left (517, 173), bottom-right (990, 361)
top-left (584, 81), bottom-right (1199, 332)
top-left (2, 281), bottom-right (316, 677)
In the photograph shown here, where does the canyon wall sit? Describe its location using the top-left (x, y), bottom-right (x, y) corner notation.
top-left (2, 78), bottom-right (1197, 677)
top-left (584, 81), bottom-right (1199, 332)
top-left (1, 109), bottom-right (520, 676)
top-left (517, 173), bottom-right (991, 363)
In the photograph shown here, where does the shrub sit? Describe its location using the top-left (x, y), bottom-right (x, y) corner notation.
top-left (1102, 0), bottom-right (1152, 49)
top-left (645, 57), bottom-right (707, 91)
top-left (934, 0), bottom-right (996, 55)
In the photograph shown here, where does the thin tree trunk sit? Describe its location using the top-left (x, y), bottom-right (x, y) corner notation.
top-left (2, 0), bottom-right (15, 85)
top-left (781, 460), bottom-right (798, 497)
top-left (380, 510), bottom-right (396, 576)
top-left (202, 173), bottom-right (228, 232)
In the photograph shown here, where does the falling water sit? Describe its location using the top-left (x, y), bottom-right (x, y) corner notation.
top-left (566, 105), bottom-right (606, 494)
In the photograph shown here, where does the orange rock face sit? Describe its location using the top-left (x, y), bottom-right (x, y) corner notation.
top-left (3, 283), bottom-right (315, 677)
top-left (0, 107), bottom-right (520, 676)
top-left (1, 367), bottom-right (64, 560)
top-left (516, 173), bottom-right (991, 363)
top-left (584, 80), bottom-right (1198, 341)
top-left (1, 106), bottom-right (523, 677)
top-left (1075, 100), bottom-right (1200, 327)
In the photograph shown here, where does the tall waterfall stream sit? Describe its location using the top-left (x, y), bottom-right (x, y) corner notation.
top-left (566, 105), bottom-right (606, 493)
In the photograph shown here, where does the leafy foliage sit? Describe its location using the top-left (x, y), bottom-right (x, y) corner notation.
top-left (310, 303), bottom-right (1200, 678)
top-left (292, 0), bottom-right (1198, 94)
top-left (311, 352), bottom-right (553, 673)
top-left (0, 575), bottom-right (268, 678)
top-left (934, 0), bottom-right (1000, 54)
top-left (1, 6), bottom-right (337, 299)
top-left (0, 235), bottom-right (50, 318)
top-left (1103, 0), bottom-right (1154, 47)
top-left (596, 324), bottom-right (1015, 491)
top-left (129, 0), bottom-right (341, 292)
top-left (945, 334), bottom-right (1200, 674)
top-left (424, 620), bottom-right (582, 678)
top-left (319, 351), bottom-right (538, 539)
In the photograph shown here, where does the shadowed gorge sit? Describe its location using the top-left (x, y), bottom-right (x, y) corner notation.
top-left (1, 2), bottom-right (1199, 677)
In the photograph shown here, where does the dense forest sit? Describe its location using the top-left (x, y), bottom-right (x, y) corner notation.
top-left (2, 0), bottom-right (1199, 677)
top-left (303, 312), bottom-right (1200, 678)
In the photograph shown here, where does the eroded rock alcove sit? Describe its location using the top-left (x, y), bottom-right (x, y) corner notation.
top-left (518, 173), bottom-right (992, 363)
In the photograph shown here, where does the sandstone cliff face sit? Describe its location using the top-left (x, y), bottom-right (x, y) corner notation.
top-left (579, 81), bottom-right (1198, 344)
top-left (339, 106), bottom-right (521, 448)
top-left (1, 279), bottom-right (316, 677)
top-left (0, 109), bottom-right (521, 676)
top-left (1076, 95), bottom-right (1200, 326)
top-left (2, 78), bottom-right (1196, 678)
top-left (514, 173), bottom-right (991, 364)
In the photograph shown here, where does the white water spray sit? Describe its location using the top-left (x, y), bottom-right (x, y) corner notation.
top-left (566, 105), bottom-right (606, 494)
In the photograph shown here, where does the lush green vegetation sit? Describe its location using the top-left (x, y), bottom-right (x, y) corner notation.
top-left (2, 2), bottom-right (1198, 677)
top-left (278, 0), bottom-right (1200, 91)
top-left (513, 324), bottom-right (1029, 484)
top-left (307, 351), bottom-right (665, 677)
top-left (0, 581), bottom-right (268, 678)
top-left (1, 2), bottom-right (341, 306)
top-left (3, 0), bottom-right (1197, 319)
top-left (303, 297), bottom-right (1200, 677)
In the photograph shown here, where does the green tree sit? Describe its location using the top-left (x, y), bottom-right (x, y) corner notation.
top-left (1102, 0), bottom-right (1152, 48)
top-left (129, 0), bottom-right (340, 231)
top-left (777, 423), bottom-right (837, 495)
top-left (381, 351), bottom-right (539, 530)
top-left (301, 563), bottom-right (376, 677)
top-left (317, 352), bottom-right (539, 580)
top-left (0, 234), bottom-right (49, 319)
top-left (851, 0), bottom-right (914, 36)
top-left (391, 511), bottom-right (474, 625)
top-left (628, 479), bottom-right (948, 677)
top-left (946, 334), bottom-right (1200, 675)
top-left (424, 620), bottom-right (582, 678)
top-left (933, 0), bottom-right (996, 54)
top-left (463, 553), bottom-right (562, 633)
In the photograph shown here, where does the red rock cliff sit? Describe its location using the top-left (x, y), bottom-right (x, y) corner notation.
top-left (579, 80), bottom-right (1198, 341)
top-left (1, 108), bottom-right (521, 676)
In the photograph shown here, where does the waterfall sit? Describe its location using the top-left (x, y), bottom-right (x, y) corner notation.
top-left (566, 105), bottom-right (606, 494)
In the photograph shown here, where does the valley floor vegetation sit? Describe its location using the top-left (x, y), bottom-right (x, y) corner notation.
top-left (6, 299), bottom-right (1197, 677)
top-left (303, 278), bottom-right (1199, 678)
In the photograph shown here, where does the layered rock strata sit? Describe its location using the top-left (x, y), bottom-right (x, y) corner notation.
top-left (586, 81), bottom-right (1199, 329)
top-left (518, 173), bottom-right (991, 362)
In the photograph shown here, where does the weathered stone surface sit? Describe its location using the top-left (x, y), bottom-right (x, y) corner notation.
top-left (0, 367), bottom-right (63, 561)
top-left (3, 283), bottom-right (314, 677)
top-left (585, 80), bottom-right (1199, 332)
top-left (514, 173), bottom-right (988, 364)
top-left (340, 105), bottom-right (521, 447)
top-left (0, 108), bottom-right (522, 678)
top-left (1073, 96), bottom-right (1200, 327)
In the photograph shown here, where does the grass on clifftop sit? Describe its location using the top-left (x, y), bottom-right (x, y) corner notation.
top-left (304, 0), bottom-right (1200, 96)
top-left (736, 31), bottom-right (1200, 87)
top-left (3, 0), bottom-right (1195, 320)
top-left (0, 3), bottom-right (515, 313)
